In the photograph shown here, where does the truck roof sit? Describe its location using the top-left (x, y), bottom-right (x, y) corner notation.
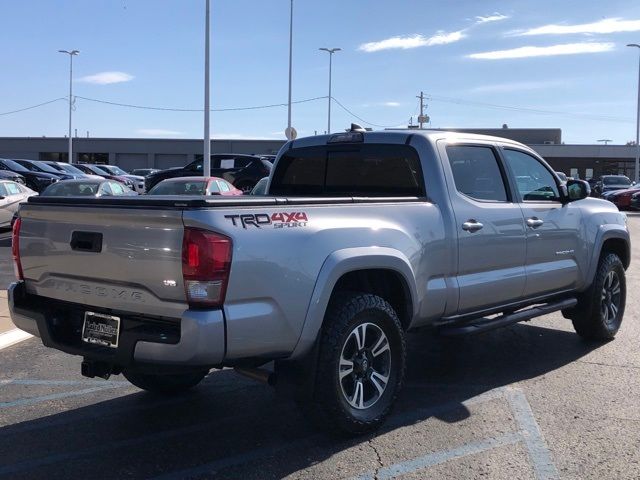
top-left (288, 129), bottom-right (528, 151)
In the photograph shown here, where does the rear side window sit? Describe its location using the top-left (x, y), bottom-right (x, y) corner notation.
top-left (446, 145), bottom-right (508, 202)
top-left (0, 184), bottom-right (8, 196)
top-left (270, 145), bottom-right (424, 197)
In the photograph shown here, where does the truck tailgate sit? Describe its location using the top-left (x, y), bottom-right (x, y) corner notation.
top-left (18, 204), bottom-right (187, 318)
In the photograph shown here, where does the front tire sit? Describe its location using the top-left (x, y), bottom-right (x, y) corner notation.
top-left (305, 292), bottom-right (406, 435)
top-left (569, 253), bottom-right (626, 340)
top-left (123, 370), bottom-right (207, 394)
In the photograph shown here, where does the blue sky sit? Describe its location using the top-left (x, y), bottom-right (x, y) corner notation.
top-left (1, 0), bottom-right (640, 144)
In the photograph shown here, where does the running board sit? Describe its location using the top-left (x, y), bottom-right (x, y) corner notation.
top-left (438, 298), bottom-right (577, 336)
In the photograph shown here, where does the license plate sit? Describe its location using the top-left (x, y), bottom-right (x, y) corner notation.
top-left (82, 312), bottom-right (120, 348)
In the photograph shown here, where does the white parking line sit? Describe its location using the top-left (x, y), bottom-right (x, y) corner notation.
top-left (0, 328), bottom-right (31, 350)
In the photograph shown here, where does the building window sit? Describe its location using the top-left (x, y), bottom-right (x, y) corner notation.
top-left (77, 153), bottom-right (109, 164)
top-left (570, 168), bottom-right (579, 179)
top-left (39, 152), bottom-right (68, 162)
top-left (586, 168), bottom-right (593, 180)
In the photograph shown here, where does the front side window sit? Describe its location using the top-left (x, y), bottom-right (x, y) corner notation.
top-left (216, 181), bottom-right (230, 192)
top-left (503, 149), bottom-right (560, 201)
top-left (446, 145), bottom-right (508, 202)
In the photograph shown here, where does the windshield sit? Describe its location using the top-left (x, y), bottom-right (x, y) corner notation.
top-left (149, 180), bottom-right (207, 195)
top-left (84, 164), bottom-right (108, 175)
top-left (100, 165), bottom-right (128, 175)
top-left (42, 182), bottom-right (100, 196)
top-left (603, 176), bottom-right (631, 186)
top-left (28, 161), bottom-right (63, 174)
top-left (58, 163), bottom-right (85, 175)
top-left (1, 159), bottom-right (29, 172)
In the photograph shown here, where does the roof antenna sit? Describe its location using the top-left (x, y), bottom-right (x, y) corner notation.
top-left (350, 123), bottom-right (366, 132)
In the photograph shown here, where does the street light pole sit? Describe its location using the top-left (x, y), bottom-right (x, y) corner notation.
top-left (319, 47), bottom-right (341, 134)
top-left (628, 44), bottom-right (640, 183)
top-left (203, 0), bottom-right (211, 177)
top-left (58, 49), bottom-right (79, 163)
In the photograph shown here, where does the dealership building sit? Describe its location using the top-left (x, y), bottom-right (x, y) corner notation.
top-left (0, 128), bottom-right (637, 180)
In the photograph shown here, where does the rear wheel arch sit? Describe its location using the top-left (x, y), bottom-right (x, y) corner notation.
top-left (329, 269), bottom-right (414, 331)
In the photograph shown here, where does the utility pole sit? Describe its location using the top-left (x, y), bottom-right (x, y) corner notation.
top-left (58, 49), bottom-right (79, 163)
top-left (417, 91), bottom-right (429, 129)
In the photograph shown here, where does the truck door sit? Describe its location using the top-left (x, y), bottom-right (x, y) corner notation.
top-left (500, 148), bottom-right (583, 297)
top-left (439, 143), bottom-right (527, 314)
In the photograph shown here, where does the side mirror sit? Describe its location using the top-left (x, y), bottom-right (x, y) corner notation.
top-left (565, 179), bottom-right (590, 202)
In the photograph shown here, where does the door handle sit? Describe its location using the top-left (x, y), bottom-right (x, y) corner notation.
top-left (526, 217), bottom-right (544, 229)
top-left (462, 220), bottom-right (484, 232)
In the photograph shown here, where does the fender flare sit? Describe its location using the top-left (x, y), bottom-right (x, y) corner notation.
top-left (583, 226), bottom-right (630, 290)
top-left (289, 247), bottom-right (418, 360)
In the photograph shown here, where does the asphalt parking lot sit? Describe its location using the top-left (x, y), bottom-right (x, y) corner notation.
top-left (1, 217), bottom-right (639, 479)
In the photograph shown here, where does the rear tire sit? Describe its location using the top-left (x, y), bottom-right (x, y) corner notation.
top-left (123, 370), bottom-right (207, 394)
top-left (567, 253), bottom-right (626, 340)
top-left (302, 292), bottom-right (406, 436)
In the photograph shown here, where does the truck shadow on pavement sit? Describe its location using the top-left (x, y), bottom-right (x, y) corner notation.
top-left (0, 322), bottom-right (601, 479)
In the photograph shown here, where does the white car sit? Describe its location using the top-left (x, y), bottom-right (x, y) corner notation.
top-left (0, 180), bottom-right (36, 227)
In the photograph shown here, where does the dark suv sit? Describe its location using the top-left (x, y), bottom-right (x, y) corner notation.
top-left (0, 158), bottom-right (59, 192)
top-left (145, 154), bottom-right (272, 192)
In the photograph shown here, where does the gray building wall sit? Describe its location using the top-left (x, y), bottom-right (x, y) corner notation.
top-left (0, 133), bottom-right (636, 180)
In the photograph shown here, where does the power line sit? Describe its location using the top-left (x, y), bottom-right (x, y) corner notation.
top-left (330, 97), bottom-right (405, 128)
top-left (425, 93), bottom-right (634, 124)
top-left (75, 95), bottom-right (328, 112)
top-left (0, 98), bottom-right (67, 116)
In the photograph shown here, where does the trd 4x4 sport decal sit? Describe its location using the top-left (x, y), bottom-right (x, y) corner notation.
top-left (224, 212), bottom-right (309, 229)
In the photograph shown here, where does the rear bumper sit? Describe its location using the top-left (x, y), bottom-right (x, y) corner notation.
top-left (8, 282), bottom-right (225, 369)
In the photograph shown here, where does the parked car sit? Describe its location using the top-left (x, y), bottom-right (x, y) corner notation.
top-left (92, 165), bottom-right (145, 194)
top-left (605, 187), bottom-right (640, 210)
top-left (0, 180), bottom-right (36, 227)
top-left (40, 179), bottom-right (138, 197)
top-left (12, 159), bottom-right (76, 180)
top-left (0, 170), bottom-right (26, 185)
top-left (148, 177), bottom-right (242, 196)
top-left (9, 128), bottom-right (630, 435)
top-left (0, 158), bottom-right (59, 192)
top-left (593, 175), bottom-right (634, 197)
top-left (145, 154), bottom-right (272, 192)
top-left (130, 168), bottom-right (159, 177)
top-left (250, 177), bottom-right (269, 195)
top-left (555, 171), bottom-right (568, 182)
top-left (74, 164), bottom-right (137, 190)
top-left (42, 161), bottom-right (100, 179)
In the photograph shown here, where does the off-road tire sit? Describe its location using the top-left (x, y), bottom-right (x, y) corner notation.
top-left (123, 370), bottom-right (207, 394)
top-left (303, 292), bottom-right (406, 436)
top-left (568, 253), bottom-right (626, 340)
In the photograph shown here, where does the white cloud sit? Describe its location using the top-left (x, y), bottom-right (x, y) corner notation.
top-left (78, 71), bottom-right (134, 85)
top-left (358, 30), bottom-right (466, 52)
top-left (136, 129), bottom-right (183, 136)
top-left (467, 42), bottom-right (615, 60)
top-left (470, 80), bottom-right (569, 93)
top-left (516, 17), bottom-right (640, 36)
top-left (476, 13), bottom-right (509, 24)
top-left (383, 101), bottom-right (401, 107)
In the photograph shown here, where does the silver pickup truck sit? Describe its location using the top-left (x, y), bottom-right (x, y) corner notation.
top-left (9, 128), bottom-right (630, 434)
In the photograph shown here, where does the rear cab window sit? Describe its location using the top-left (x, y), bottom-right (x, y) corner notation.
top-left (269, 144), bottom-right (425, 197)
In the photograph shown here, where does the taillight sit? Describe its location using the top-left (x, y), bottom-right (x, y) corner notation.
top-left (12, 217), bottom-right (23, 281)
top-left (182, 227), bottom-right (232, 308)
